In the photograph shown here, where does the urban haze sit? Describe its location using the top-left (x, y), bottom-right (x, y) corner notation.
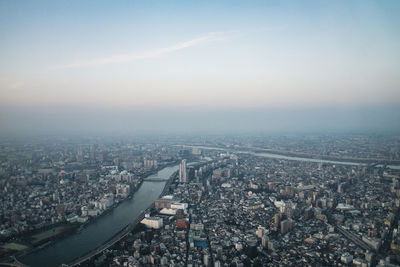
top-left (1, 1), bottom-right (400, 267)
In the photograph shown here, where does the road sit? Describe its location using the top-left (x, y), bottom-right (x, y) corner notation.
top-left (67, 213), bottom-right (145, 267)
top-left (67, 170), bottom-right (179, 267)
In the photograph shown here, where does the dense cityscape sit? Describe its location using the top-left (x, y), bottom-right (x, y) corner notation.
top-left (1, 1), bottom-right (400, 266)
top-left (0, 134), bottom-right (399, 266)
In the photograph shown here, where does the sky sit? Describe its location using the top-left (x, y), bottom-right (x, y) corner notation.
top-left (0, 0), bottom-right (400, 135)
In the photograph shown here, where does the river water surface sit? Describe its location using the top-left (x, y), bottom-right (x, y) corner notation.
top-left (20, 164), bottom-right (179, 267)
top-left (181, 145), bottom-right (400, 168)
top-left (20, 147), bottom-right (400, 266)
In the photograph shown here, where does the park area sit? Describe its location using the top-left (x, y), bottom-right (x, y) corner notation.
top-left (29, 225), bottom-right (71, 245)
top-left (1, 242), bottom-right (29, 251)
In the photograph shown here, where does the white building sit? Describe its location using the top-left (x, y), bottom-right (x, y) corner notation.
top-left (141, 217), bottom-right (163, 229)
top-left (341, 252), bottom-right (353, 264)
top-left (159, 208), bottom-right (177, 215)
top-left (116, 184), bottom-right (130, 198)
top-left (77, 216), bottom-right (88, 223)
top-left (97, 193), bottom-right (114, 210)
top-left (179, 159), bottom-right (187, 183)
top-left (171, 202), bottom-right (188, 210)
top-left (88, 209), bottom-right (100, 217)
top-left (190, 223), bottom-right (204, 231)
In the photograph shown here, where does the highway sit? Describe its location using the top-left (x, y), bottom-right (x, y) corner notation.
top-left (67, 213), bottom-right (145, 267)
top-left (336, 225), bottom-right (371, 251)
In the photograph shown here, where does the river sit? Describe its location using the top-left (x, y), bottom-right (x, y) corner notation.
top-left (180, 145), bottom-right (400, 168)
top-left (18, 147), bottom-right (399, 266)
top-left (253, 152), bottom-right (367, 166)
top-left (20, 164), bottom-right (179, 267)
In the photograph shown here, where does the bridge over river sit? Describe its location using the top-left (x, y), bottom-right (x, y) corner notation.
top-left (144, 178), bottom-right (169, 182)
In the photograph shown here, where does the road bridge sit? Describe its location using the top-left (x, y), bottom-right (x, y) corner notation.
top-left (144, 178), bottom-right (169, 182)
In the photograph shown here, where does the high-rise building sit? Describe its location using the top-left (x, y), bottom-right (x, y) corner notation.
top-left (179, 159), bottom-right (187, 183)
top-left (281, 219), bottom-right (293, 234)
top-left (256, 226), bottom-right (266, 238)
top-left (281, 220), bottom-right (289, 234)
top-left (76, 145), bottom-right (83, 163)
top-left (203, 253), bottom-right (210, 266)
top-left (89, 144), bottom-right (95, 163)
top-left (262, 235), bottom-right (269, 247)
top-left (274, 213), bottom-right (280, 228)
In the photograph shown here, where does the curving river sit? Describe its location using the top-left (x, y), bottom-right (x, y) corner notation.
top-left (20, 164), bottom-right (179, 267)
top-left (18, 147), bottom-right (400, 266)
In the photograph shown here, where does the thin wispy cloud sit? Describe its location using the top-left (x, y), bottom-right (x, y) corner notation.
top-left (57, 32), bottom-right (229, 69)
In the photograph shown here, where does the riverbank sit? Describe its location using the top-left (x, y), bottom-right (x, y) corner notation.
top-left (76, 162), bottom-right (178, 230)
top-left (66, 168), bottom-right (180, 267)
top-left (0, 223), bottom-right (80, 266)
top-left (1, 162), bottom-right (181, 265)
top-left (179, 144), bottom-right (400, 165)
top-left (251, 148), bottom-right (400, 165)
top-left (18, 164), bottom-right (180, 267)
top-left (179, 144), bottom-right (400, 168)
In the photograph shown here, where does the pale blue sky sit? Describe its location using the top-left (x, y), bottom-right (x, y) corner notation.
top-left (0, 1), bottom-right (399, 134)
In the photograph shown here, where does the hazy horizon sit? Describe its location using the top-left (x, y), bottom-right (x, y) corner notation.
top-left (1, 1), bottom-right (400, 135)
top-left (1, 105), bottom-right (399, 137)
